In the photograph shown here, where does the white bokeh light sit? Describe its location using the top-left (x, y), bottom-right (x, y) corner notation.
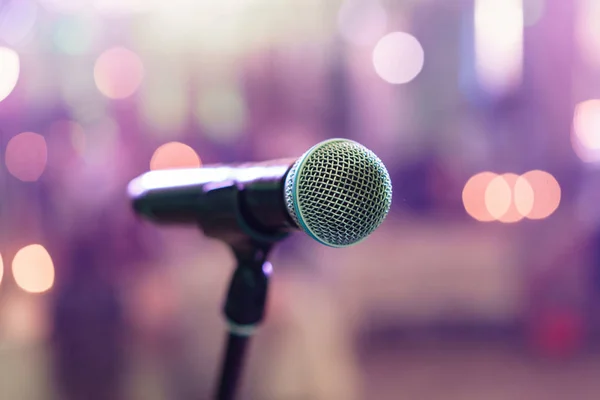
top-left (577, 0), bottom-right (600, 67)
top-left (12, 244), bottom-right (55, 294)
top-left (475, 0), bottom-right (524, 96)
top-left (572, 99), bottom-right (600, 163)
top-left (0, 47), bottom-right (20, 102)
top-left (372, 32), bottom-right (424, 85)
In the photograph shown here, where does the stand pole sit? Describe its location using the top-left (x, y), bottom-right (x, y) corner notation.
top-left (216, 333), bottom-right (250, 400)
top-left (214, 244), bottom-right (272, 400)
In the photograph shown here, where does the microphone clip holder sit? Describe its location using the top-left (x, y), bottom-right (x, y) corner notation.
top-left (206, 183), bottom-right (287, 400)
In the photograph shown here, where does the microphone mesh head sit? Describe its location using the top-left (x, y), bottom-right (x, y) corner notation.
top-left (284, 139), bottom-right (392, 247)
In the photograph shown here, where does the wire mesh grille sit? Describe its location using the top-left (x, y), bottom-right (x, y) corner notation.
top-left (284, 139), bottom-right (392, 247)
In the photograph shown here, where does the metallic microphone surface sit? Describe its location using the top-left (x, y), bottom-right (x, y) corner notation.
top-left (129, 139), bottom-right (392, 248)
top-left (284, 138), bottom-right (392, 247)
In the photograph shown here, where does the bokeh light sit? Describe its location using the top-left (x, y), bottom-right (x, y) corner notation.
top-left (577, 0), bottom-right (600, 68)
top-left (474, 0), bottom-right (523, 96)
top-left (0, 0), bottom-right (38, 46)
top-left (572, 99), bottom-right (600, 163)
top-left (12, 244), bottom-right (55, 294)
top-left (337, 0), bottom-right (387, 46)
top-left (195, 85), bottom-right (247, 143)
top-left (496, 173), bottom-right (527, 223)
top-left (0, 47), bottom-right (20, 102)
top-left (485, 174), bottom-right (512, 220)
top-left (462, 172), bottom-right (497, 222)
top-left (150, 142), bottom-right (202, 171)
top-left (94, 47), bottom-right (144, 99)
top-left (514, 174), bottom-right (535, 217)
top-left (521, 170), bottom-right (561, 219)
top-left (463, 170), bottom-right (558, 222)
top-left (5, 132), bottom-right (48, 182)
top-left (372, 32), bottom-right (425, 85)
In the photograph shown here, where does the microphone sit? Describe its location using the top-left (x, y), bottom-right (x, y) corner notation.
top-left (128, 138), bottom-right (392, 248)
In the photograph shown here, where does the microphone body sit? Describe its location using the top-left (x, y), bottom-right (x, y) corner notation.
top-left (128, 159), bottom-right (298, 238)
top-left (129, 139), bottom-right (393, 248)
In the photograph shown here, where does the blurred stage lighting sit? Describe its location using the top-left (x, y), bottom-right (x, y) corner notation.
top-left (495, 173), bottom-right (529, 223)
top-left (577, 0), bottom-right (600, 68)
top-left (572, 99), bottom-right (600, 163)
top-left (150, 142), bottom-right (202, 170)
top-left (337, 0), bottom-right (387, 46)
top-left (94, 47), bottom-right (144, 99)
top-left (520, 170), bottom-right (561, 219)
top-left (0, 47), bottom-right (20, 103)
top-left (464, 170), bottom-right (560, 222)
top-left (514, 174), bottom-right (535, 217)
top-left (5, 132), bottom-right (48, 182)
top-left (0, 0), bottom-right (38, 46)
top-left (462, 171), bottom-right (497, 222)
top-left (474, 0), bottom-right (523, 96)
top-left (372, 32), bottom-right (424, 84)
top-left (12, 244), bottom-right (55, 294)
top-left (485, 174), bottom-right (512, 221)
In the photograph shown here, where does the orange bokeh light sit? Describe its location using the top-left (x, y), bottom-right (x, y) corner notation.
top-left (463, 170), bottom-right (560, 223)
top-left (0, 47), bottom-right (20, 102)
top-left (495, 173), bottom-right (528, 223)
top-left (521, 170), bottom-right (561, 219)
top-left (5, 131), bottom-right (48, 182)
top-left (485, 174), bottom-right (512, 220)
top-left (12, 244), bottom-right (55, 294)
top-left (514, 174), bottom-right (535, 217)
top-left (462, 172), bottom-right (497, 222)
top-left (150, 142), bottom-right (202, 171)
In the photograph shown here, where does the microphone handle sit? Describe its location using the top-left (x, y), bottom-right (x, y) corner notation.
top-left (129, 159), bottom-right (298, 233)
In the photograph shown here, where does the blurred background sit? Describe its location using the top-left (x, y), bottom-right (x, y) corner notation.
top-left (2, 0), bottom-right (600, 398)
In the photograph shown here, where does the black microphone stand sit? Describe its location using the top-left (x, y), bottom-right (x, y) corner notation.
top-left (196, 183), bottom-right (289, 400)
top-left (216, 241), bottom-right (272, 400)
